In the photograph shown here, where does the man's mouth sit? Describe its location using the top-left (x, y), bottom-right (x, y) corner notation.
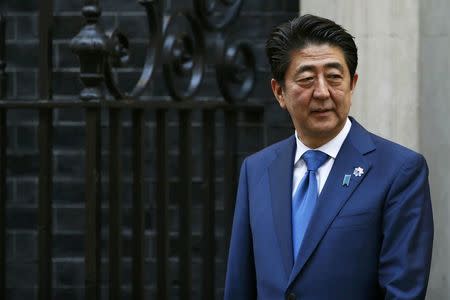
top-left (311, 109), bottom-right (332, 113)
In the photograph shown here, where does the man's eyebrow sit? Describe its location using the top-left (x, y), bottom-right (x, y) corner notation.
top-left (294, 65), bottom-right (315, 77)
top-left (294, 62), bottom-right (344, 77)
top-left (324, 62), bottom-right (344, 72)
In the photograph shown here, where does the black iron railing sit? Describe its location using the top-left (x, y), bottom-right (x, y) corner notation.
top-left (0, 0), bottom-right (264, 299)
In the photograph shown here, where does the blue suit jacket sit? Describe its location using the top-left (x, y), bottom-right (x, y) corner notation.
top-left (225, 118), bottom-right (433, 300)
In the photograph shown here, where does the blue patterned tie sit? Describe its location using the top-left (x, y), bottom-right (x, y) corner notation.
top-left (292, 150), bottom-right (329, 261)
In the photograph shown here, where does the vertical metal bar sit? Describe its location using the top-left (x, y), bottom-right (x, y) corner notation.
top-left (202, 109), bottom-right (215, 300)
top-left (109, 108), bottom-right (122, 300)
top-left (38, 0), bottom-right (53, 299)
top-left (179, 110), bottom-right (192, 300)
top-left (132, 109), bottom-right (145, 300)
top-left (37, 109), bottom-right (53, 300)
top-left (156, 109), bottom-right (169, 300)
top-left (223, 110), bottom-right (237, 259)
top-left (0, 15), bottom-right (6, 300)
top-left (85, 108), bottom-right (102, 300)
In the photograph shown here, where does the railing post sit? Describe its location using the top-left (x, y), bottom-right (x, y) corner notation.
top-left (85, 107), bottom-right (102, 300)
top-left (109, 108), bottom-right (122, 300)
top-left (37, 1), bottom-right (54, 299)
top-left (132, 109), bottom-right (145, 300)
top-left (224, 109), bottom-right (237, 259)
top-left (179, 109), bottom-right (192, 299)
top-left (202, 109), bottom-right (216, 300)
top-left (71, 2), bottom-right (105, 299)
top-left (156, 109), bottom-right (169, 300)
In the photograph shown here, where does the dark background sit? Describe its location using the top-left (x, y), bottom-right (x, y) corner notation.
top-left (2, 0), bottom-right (297, 299)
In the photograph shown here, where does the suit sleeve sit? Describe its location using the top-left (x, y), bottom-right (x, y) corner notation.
top-left (379, 154), bottom-right (434, 300)
top-left (224, 159), bottom-right (257, 300)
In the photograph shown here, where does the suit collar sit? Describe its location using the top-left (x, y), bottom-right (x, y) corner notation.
top-left (347, 116), bottom-right (376, 155)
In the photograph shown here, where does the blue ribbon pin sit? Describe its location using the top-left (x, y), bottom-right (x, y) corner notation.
top-left (342, 174), bottom-right (351, 187)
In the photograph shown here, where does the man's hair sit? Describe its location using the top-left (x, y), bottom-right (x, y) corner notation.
top-left (265, 14), bottom-right (358, 85)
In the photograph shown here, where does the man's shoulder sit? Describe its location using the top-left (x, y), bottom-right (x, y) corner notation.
top-left (349, 118), bottom-right (424, 162)
top-left (365, 129), bottom-right (426, 167)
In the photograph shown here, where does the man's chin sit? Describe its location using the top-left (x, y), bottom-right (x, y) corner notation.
top-left (307, 123), bottom-right (341, 138)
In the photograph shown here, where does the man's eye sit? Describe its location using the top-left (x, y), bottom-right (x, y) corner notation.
top-left (328, 74), bottom-right (342, 80)
top-left (300, 77), bottom-right (314, 82)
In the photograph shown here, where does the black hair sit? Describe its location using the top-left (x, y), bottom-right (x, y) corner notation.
top-left (265, 14), bottom-right (358, 85)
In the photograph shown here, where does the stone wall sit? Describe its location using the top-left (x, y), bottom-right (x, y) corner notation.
top-left (419, 0), bottom-right (450, 299)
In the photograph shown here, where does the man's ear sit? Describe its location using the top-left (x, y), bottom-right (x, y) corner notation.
top-left (351, 73), bottom-right (358, 92)
top-left (271, 79), bottom-right (286, 109)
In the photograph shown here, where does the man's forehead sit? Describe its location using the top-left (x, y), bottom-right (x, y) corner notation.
top-left (295, 62), bottom-right (344, 74)
top-left (297, 42), bottom-right (344, 54)
top-left (289, 44), bottom-right (348, 72)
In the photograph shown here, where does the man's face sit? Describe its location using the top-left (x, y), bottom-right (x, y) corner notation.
top-left (271, 43), bottom-right (358, 148)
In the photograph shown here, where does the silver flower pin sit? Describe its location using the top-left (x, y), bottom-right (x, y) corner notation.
top-left (353, 167), bottom-right (364, 177)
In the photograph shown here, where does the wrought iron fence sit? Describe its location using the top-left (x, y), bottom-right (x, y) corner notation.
top-left (0, 0), bottom-right (265, 299)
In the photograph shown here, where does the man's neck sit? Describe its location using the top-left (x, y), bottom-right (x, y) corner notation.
top-left (295, 118), bottom-right (352, 149)
top-left (297, 131), bottom-right (340, 149)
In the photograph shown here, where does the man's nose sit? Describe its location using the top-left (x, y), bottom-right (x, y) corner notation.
top-left (312, 76), bottom-right (330, 99)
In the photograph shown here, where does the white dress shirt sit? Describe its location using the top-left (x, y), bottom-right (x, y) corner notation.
top-left (292, 118), bottom-right (352, 198)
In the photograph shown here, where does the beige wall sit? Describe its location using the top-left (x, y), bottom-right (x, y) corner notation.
top-left (300, 0), bottom-right (450, 298)
top-left (419, 0), bottom-right (450, 298)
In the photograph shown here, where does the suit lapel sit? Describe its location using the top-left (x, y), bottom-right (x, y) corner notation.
top-left (288, 120), bottom-right (375, 286)
top-left (268, 136), bottom-right (296, 277)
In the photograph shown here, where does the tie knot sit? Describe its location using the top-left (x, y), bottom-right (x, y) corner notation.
top-left (302, 150), bottom-right (329, 172)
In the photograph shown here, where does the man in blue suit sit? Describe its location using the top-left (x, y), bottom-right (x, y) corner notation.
top-left (225, 14), bottom-right (433, 300)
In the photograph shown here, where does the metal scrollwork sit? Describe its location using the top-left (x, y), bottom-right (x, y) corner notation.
top-left (106, 29), bottom-right (130, 67)
top-left (216, 40), bottom-right (255, 103)
top-left (72, 0), bottom-right (256, 102)
top-left (162, 13), bottom-right (205, 101)
top-left (198, 0), bottom-right (257, 103)
top-left (104, 0), bottom-right (162, 99)
top-left (194, 0), bottom-right (243, 31)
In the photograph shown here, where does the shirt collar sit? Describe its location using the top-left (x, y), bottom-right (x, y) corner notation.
top-left (294, 118), bottom-right (352, 165)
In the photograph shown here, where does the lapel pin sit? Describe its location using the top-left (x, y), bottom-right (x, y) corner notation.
top-left (353, 167), bottom-right (364, 177)
top-left (342, 174), bottom-right (351, 186)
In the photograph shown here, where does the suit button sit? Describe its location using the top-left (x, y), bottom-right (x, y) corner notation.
top-left (287, 293), bottom-right (296, 300)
